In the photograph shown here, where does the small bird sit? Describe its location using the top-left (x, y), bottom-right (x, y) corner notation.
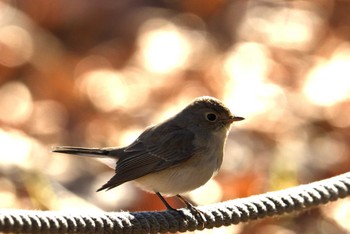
top-left (52, 96), bottom-right (244, 219)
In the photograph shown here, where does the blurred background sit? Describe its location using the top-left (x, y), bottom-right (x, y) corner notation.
top-left (0, 0), bottom-right (350, 233)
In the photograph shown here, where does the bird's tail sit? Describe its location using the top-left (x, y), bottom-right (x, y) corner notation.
top-left (52, 146), bottom-right (121, 159)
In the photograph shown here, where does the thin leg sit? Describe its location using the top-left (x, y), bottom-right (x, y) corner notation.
top-left (156, 192), bottom-right (190, 221)
top-left (156, 192), bottom-right (176, 210)
top-left (176, 194), bottom-right (196, 209)
top-left (155, 192), bottom-right (206, 224)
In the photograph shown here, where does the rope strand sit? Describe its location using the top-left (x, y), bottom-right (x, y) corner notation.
top-left (1, 172), bottom-right (350, 233)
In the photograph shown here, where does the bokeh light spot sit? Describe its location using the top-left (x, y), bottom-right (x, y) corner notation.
top-left (223, 42), bottom-right (285, 119)
top-left (188, 179), bottom-right (223, 205)
top-left (0, 25), bottom-right (33, 67)
top-left (138, 19), bottom-right (192, 74)
top-left (240, 4), bottom-right (322, 51)
top-left (0, 129), bottom-right (32, 167)
top-left (303, 44), bottom-right (350, 106)
top-left (0, 81), bottom-right (33, 125)
top-left (77, 69), bottom-right (129, 112)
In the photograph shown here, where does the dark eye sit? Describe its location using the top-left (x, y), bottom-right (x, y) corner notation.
top-left (206, 113), bottom-right (217, 122)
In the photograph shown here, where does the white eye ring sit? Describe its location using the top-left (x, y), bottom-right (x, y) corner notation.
top-left (205, 112), bottom-right (217, 122)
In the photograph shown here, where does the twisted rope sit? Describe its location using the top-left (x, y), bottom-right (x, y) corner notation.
top-left (1, 172), bottom-right (350, 233)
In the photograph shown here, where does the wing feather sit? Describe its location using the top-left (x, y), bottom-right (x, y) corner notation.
top-left (98, 126), bottom-right (195, 191)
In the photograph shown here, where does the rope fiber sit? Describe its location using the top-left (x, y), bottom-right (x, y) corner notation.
top-left (1, 172), bottom-right (350, 233)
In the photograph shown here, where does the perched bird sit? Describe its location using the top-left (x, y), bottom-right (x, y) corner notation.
top-left (52, 96), bottom-right (244, 218)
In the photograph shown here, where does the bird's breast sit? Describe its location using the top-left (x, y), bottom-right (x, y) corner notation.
top-left (134, 130), bottom-right (226, 196)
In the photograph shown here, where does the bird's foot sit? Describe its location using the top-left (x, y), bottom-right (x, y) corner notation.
top-left (176, 194), bottom-right (206, 225)
top-left (156, 192), bottom-right (206, 225)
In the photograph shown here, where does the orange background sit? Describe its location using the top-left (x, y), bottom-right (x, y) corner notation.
top-left (0, 0), bottom-right (350, 233)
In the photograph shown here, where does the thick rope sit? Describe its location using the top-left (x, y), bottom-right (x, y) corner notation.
top-left (1, 172), bottom-right (350, 233)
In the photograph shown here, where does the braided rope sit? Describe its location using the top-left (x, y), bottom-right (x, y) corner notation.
top-left (1, 172), bottom-right (350, 233)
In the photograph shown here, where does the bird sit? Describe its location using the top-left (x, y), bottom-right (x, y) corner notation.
top-left (52, 96), bottom-right (244, 219)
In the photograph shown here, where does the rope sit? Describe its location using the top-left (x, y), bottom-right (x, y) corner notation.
top-left (1, 172), bottom-right (350, 233)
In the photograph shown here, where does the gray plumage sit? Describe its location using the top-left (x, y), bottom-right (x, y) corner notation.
top-left (52, 96), bottom-right (244, 198)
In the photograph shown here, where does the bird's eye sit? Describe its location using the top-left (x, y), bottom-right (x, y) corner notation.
top-left (206, 113), bottom-right (217, 122)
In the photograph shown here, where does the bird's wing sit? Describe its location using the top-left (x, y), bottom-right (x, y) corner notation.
top-left (97, 127), bottom-right (196, 191)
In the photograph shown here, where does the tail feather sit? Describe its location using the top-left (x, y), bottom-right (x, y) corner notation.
top-left (96, 175), bottom-right (121, 192)
top-left (52, 146), bottom-right (114, 158)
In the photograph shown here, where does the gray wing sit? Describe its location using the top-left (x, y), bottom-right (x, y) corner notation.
top-left (97, 127), bottom-right (196, 191)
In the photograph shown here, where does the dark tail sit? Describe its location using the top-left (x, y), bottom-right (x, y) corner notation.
top-left (52, 146), bottom-right (121, 158)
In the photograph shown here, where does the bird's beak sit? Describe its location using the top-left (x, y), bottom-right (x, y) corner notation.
top-left (227, 116), bottom-right (245, 123)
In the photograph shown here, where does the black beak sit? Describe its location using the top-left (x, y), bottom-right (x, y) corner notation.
top-left (227, 116), bottom-right (245, 123)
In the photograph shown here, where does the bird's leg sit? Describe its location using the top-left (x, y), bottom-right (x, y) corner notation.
top-left (155, 192), bottom-right (177, 211)
top-left (156, 192), bottom-right (194, 221)
top-left (155, 192), bottom-right (206, 224)
top-left (176, 194), bottom-right (195, 208)
top-left (176, 194), bottom-right (206, 223)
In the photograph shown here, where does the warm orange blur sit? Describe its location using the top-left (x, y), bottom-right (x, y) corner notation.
top-left (0, 0), bottom-right (350, 233)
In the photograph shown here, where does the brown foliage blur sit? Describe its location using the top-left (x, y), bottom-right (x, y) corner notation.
top-left (0, 0), bottom-right (350, 233)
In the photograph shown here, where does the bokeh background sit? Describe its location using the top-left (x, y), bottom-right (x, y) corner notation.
top-left (1, 0), bottom-right (350, 233)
